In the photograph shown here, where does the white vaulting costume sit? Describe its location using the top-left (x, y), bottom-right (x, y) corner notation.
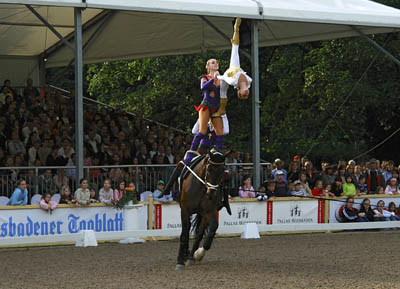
top-left (192, 18), bottom-right (251, 137)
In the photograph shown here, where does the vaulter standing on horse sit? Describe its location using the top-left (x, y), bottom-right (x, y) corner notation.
top-left (161, 18), bottom-right (252, 197)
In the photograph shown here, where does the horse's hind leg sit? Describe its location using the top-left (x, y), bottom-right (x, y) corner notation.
top-left (187, 215), bottom-right (207, 265)
top-left (176, 210), bottom-right (190, 270)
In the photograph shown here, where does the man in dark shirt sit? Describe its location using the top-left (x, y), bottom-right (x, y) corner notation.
top-left (366, 158), bottom-right (384, 194)
top-left (274, 170), bottom-right (290, 197)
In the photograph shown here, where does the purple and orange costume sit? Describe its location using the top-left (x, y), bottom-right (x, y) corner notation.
top-left (184, 75), bottom-right (224, 164)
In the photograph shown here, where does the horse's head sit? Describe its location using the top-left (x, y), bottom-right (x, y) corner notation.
top-left (204, 147), bottom-right (225, 195)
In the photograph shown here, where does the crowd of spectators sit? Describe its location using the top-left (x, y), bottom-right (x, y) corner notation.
top-left (0, 78), bottom-right (223, 197)
top-left (1, 79), bottom-right (400, 211)
top-left (226, 156), bottom-right (400, 200)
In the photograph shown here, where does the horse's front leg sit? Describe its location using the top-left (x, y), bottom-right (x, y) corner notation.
top-left (187, 215), bottom-right (208, 265)
top-left (176, 209), bottom-right (190, 270)
top-left (194, 212), bottom-right (218, 262)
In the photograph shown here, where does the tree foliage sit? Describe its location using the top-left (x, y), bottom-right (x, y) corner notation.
top-left (71, 0), bottom-right (400, 164)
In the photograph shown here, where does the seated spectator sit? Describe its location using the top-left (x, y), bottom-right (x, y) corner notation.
top-left (357, 198), bottom-right (375, 222)
top-left (256, 185), bottom-right (269, 201)
top-left (356, 175), bottom-right (368, 195)
top-left (388, 202), bottom-right (400, 221)
top-left (75, 178), bottom-right (90, 205)
top-left (373, 200), bottom-right (395, 221)
top-left (383, 161), bottom-right (394, 183)
top-left (304, 161), bottom-right (319, 188)
top-left (272, 158), bottom-right (287, 183)
top-left (366, 158), bottom-right (384, 194)
top-left (23, 78), bottom-right (39, 98)
top-left (384, 178), bottom-right (400, 195)
top-left (353, 165), bottom-right (363, 184)
top-left (274, 171), bottom-right (289, 197)
top-left (39, 193), bottom-right (58, 214)
top-left (340, 197), bottom-right (358, 222)
top-left (287, 181), bottom-right (294, 194)
top-left (287, 159), bottom-right (301, 183)
top-left (153, 180), bottom-right (173, 203)
top-left (376, 186), bottom-right (384, 194)
top-left (336, 165), bottom-right (346, 184)
top-left (99, 179), bottom-right (114, 205)
top-left (324, 184), bottom-right (335, 197)
top-left (342, 174), bottom-right (356, 197)
top-left (291, 180), bottom-right (307, 197)
top-left (312, 180), bottom-right (324, 197)
top-left (58, 138), bottom-right (75, 157)
top-left (265, 181), bottom-right (275, 198)
top-left (54, 169), bottom-right (69, 192)
top-left (7, 179), bottom-right (28, 205)
top-left (89, 187), bottom-right (99, 203)
top-left (299, 172), bottom-right (311, 195)
top-left (28, 140), bottom-right (41, 165)
top-left (238, 175), bottom-right (255, 198)
top-left (114, 180), bottom-right (125, 202)
top-left (127, 182), bottom-right (140, 201)
top-left (39, 169), bottom-right (56, 193)
top-left (59, 185), bottom-right (76, 204)
top-left (2, 79), bottom-right (16, 97)
top-left (8, 131), bottom-right (26, 157)
top-left (392, 170), bottom-right (399, 184)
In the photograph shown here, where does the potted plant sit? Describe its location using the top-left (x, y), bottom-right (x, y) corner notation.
top-left (114, 186), bottom-right (138, 209)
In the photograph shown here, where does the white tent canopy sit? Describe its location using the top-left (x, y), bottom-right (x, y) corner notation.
top-left (0, 0), bottom-right (399, 67)
top-left (0, 0), bottom-right (400, 184)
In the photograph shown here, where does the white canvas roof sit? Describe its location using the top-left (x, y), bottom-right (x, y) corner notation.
top-left (0, 0), bottom-right (399, 67)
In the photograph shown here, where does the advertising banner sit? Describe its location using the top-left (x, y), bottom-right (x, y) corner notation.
top-left (154, 201), bottom-right (268, 230)
top-left (218, 202), bottom-right (267, 227)
top-left (271, 200), bottom-right (322, 224)
top-left (0, 206), bottom-right (126, 238)
top-left (155, 203), bottom-right (181, 229)
top-left (329, 197), bottom-right (400, 223)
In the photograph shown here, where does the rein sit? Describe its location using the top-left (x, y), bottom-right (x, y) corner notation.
top-left (179, 157), bottom-right (224, 192)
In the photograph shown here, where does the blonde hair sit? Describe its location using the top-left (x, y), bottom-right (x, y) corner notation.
top-left (60, 185), bottom-right (70, 195)
top-left (206, 59), bottom-right (218, 74)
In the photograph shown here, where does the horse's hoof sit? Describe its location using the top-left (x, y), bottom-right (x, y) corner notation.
top-left (194, 247), bottom-right (206, 262)
top-left (175, 264), bottom-right (185, 271)
top-left (185, 259), bottom-right (195, 267)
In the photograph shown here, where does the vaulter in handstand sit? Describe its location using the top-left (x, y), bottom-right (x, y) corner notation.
top-left (160, 18), bottom-right (252, 198)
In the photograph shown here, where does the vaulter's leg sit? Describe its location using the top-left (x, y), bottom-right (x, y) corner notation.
top-left (211, 117), bottom-right (224, 152)
top-left (161, 163), bottom-right (183, 197)
top-left (212, 80), bottom-right (228, 118)
top-left (184, 108), bottom-right (209, 164)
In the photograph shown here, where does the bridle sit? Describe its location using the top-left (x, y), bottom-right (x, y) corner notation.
top-left (180, 151), bottom-right (225, 193)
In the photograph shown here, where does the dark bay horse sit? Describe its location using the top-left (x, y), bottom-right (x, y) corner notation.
top-left (176, 148), bottom-right (226, 270)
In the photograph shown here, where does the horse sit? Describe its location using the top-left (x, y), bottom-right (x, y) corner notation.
top-left (175, 147), bottom-right (226, 270)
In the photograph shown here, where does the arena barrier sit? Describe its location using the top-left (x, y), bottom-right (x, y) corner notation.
top-left (1, 195), bottom-right (400, 246)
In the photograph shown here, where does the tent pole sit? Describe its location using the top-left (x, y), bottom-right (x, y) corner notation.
top-left (251, 20), bottom-right (261, 189)
top-left (26, 5), bottom-right (75, 52)
top-left (351, 26), bottom-right (400, 66)
top-left (74, 7), bottom-right (84, 183)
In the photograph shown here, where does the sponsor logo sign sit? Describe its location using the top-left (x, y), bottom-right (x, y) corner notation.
top-left (272, 200), bottom-right (320, 224)
top-left (219, 202), bottom-right (267, 226)
top-left (0, 206), bottom-right (124, 238)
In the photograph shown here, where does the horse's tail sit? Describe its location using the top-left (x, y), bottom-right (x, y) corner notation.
top-left (191, 214), bottom-right (202, 234)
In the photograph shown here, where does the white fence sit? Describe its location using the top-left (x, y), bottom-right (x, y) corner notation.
top-left (1, 195), bottom-right (399, 246)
